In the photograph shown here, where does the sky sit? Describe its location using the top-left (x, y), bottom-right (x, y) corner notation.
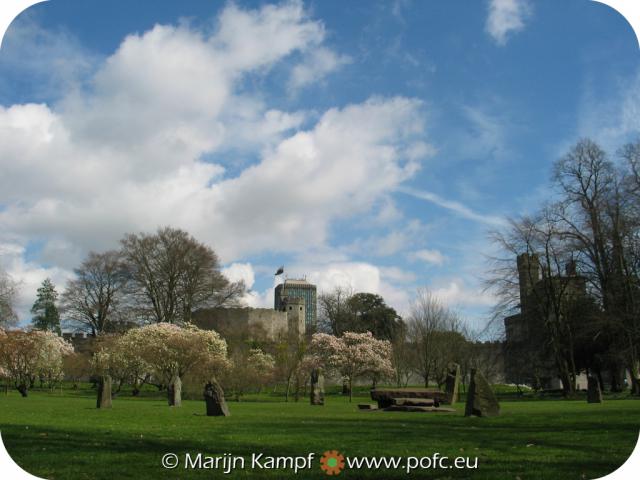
top-left (0, 0), bottom-right (639, 336)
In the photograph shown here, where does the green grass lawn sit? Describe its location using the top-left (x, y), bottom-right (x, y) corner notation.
top-left (1, 386), bottom-right (639, 480)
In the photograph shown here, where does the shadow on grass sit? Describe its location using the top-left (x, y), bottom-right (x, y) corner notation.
top-left (1, 395), bottom-right (639, 480)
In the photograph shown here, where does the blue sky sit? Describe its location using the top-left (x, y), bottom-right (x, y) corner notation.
top-left (0, 0), bottom-right (639, 335)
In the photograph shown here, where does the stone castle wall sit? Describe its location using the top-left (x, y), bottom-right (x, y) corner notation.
top-left (192, 307), bottom-right (292, 341)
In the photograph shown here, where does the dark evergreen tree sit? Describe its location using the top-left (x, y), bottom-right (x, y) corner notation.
top-left (31, 278), bottom-right (61, 334)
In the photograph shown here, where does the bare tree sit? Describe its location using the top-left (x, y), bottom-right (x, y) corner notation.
top-left (390, 321), bottom-right (413, 387)
top-left (0, 268), bottom-right (18, 328)
top-left (61, 251), bottom-right (129, 336)
top-left (488, 208), bottom-right (585, 395)
top-left (554, 139), bottom-right (640, 393)
top-left (407, 289), bottom-right (465, 387)
top-left (317, 286), bottom-right (354, 335)
top-left (120, 227), bottom-right (244, 324)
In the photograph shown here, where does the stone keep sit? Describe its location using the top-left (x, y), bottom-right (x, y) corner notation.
top-left (445, 362), bottom-right (461, 404)
top-left (310, 368), bottom-right (325, 406)
top-left (465, 369), bottom-right (500, 417)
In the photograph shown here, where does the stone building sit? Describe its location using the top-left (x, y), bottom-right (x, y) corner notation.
top-left (62, 332), bottom-right (96, 355)
top-left (274, 279), bottom-right (317, 330)
top-left (504, 253), bottom-right (589, 389)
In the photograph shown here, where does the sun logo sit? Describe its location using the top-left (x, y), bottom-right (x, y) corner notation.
top-left (320, 450), bottom-right (345, 476)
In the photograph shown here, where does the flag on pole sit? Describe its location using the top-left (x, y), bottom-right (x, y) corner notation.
top-left (275, 266), bottom-right (284, 276)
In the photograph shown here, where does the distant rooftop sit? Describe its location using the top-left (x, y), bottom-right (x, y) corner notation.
top-left (281, 278), bottom-right (314, 286)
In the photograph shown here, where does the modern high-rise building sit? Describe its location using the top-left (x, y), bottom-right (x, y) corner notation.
top-left (275, 279), bottom-right (317, 330)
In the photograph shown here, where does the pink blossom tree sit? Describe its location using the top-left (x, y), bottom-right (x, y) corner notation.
top-left (307, 331), bottom-right (394, 402)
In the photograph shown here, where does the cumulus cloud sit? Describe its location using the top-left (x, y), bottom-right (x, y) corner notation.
top-left (0, 2), bottom-right (431, 320)
top-left (485, 0), bottom-right (532, 46)
top-left (429, 278), bottom-right (496, 309)
top-left (302, 261), bottom-right (412, 315)
top-left (221, 262), bottom-right (256, 289)
top-left (0, 242), bottom-right (74, 322)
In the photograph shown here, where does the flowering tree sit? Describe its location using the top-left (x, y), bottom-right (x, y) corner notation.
top-left (90, 334), bottom-right (153, 395)
top-left (307, 331), bottom-right (394, 402)
top-left (119, 323), bottom-right (228, 406)
top-left (0, 329), bottom-right (73, 397)
top-left (225, 348), bottom-right (275, 401)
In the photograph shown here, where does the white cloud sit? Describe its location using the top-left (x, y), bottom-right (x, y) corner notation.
top-left (575, 68), bottom-right (640, 154)
top-left (410, 248), bottom-right (446, 265)
top-left (0, 16), bottom-right (99, 100)
top-left (222, 262), bottom-right (255, 289)
top-left (301, 261), bottom-right (412, 316)
top-left (0, 2), bottom-right (431, 316)
top-left (398, 186), bottom-right (506, 226)
top-left (485, 0), bottom-right (532, 46)
top-left (0, 243), bottom-right (74, 323)
top-left (289, 47), bottom-right (351, 90)
top-left (429, 278), bottom-right (496, 309)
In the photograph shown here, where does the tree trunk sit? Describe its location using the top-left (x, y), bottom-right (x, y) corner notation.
top-left (16, 384), bottom-right (28, 397)
top-left (348, 378), bottom-right (353, 403)
top-left (294, 376), bottom-right (300, 403)
top-left (285, 377), bottom-right (291, 402)
top-left (342, 378), bottom-right (349, 395)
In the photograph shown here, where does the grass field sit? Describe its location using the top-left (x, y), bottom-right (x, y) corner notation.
top-left (1, 386), bottom-right (639, 480)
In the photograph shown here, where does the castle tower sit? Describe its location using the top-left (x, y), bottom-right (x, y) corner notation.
top-left (280, 296), bottom-right (306, 340)
top-left (517, 253), bottom-right (540, 313)
top-left (274, 279), bottom-right (317, 329)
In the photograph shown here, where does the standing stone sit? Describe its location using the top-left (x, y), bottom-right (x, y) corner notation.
top-left (204, 380), bottom-right (231, 417)
top-left (587, 375), bottom-right (603, 403)
top-left (97, 375), bottom-right (112, 409)
top-left (310, 368), bottom-right (325, 406)
top-left (445, 362), bottom-right (461, 405)
top-left (465, 369), bottom-right (499, 417)
top-left (167, 375), bottom-right (182, 407)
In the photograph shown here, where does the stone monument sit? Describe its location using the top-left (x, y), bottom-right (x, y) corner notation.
top-left (310, 368), bottom-right (325, 406)
top-left (96, 375), bottom-right (112, 409)
top-left (465, 368), bottom-right (500, 417)
top-left (204, 380), bottom-right (231, 416)
top-left (167, 375), bottom-right (182, 407)
top-left (445, 362), bottom-right (461, 404)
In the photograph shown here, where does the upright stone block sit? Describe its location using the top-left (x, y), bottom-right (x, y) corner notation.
top-left (445, 362), bottom-right (461, 405)
top-left (204, 380), bottom-right (231, 416)
top-left (168, 375), bottom-right (182, 407)
top-left (97, 375), bottom-right (112, 409)
top-left (310, 368), bottom-right (325, 406)
top-left (587, 375), bottom-right (602, 403)
top-left (465, 369), bottom-right (499, 417)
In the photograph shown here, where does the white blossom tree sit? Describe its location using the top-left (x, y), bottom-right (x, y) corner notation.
top-left (117, 323), bottom-right (228, 406)
top-left (0, 329), bottom-right (73, 396)
top-left (225, 348), bottom-right (275, 401)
